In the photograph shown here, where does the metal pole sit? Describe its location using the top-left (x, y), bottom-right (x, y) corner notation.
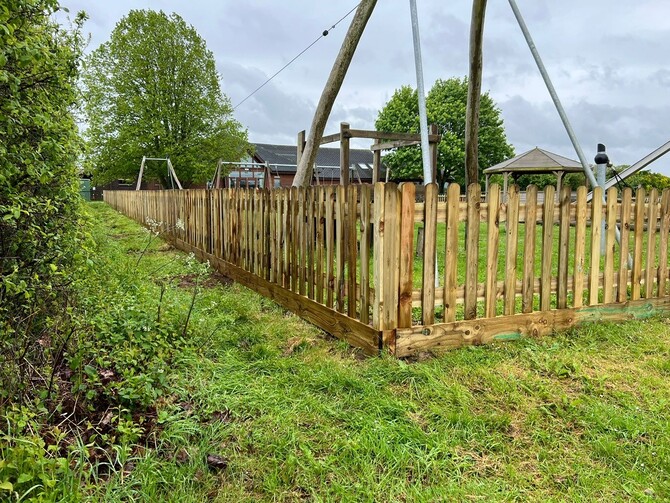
top-left (409, 0), bottom-right (432, 184)
top-left (409, 0), bottom-right (439, 287)
top-left (507, 0), bottom-right (629, 262)
top-left (595, 144), bottom-right (608, 254)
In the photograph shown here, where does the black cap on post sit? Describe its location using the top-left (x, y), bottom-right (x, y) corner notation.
top-left (594, 143), bottom-right (609, 165)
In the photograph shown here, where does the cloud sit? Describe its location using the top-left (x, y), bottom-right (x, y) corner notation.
top-left (62, 0), bottom-right (670, 177)
top-left (500, 95), bottom-right (670, 175)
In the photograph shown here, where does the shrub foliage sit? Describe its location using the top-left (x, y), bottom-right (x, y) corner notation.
top-left (0, 0), bottom-right (86, 402)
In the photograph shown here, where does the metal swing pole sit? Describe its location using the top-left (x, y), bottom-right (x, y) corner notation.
top-left (409, 0), bottom-right (432, 184)
top-left (409, 0), bottom-right (439, 287)
top-left (507, 0), bottom-right (630, 264)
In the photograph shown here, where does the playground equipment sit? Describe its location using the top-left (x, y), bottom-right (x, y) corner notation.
top-left (135, 156), bottom-right (182, 191)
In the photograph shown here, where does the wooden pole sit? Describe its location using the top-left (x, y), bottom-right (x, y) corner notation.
top-left (136, 156), bottom-right (146, 190)
top-left (340, 122), bottom-right (350, 186)
top-left (372, 139), bottom-right (381, 183)
top-left (464, 0), bottom-right (488, 187)
top-left (167, 159), bottom-right (183, 190)
top-left (292, 0), bottom-right (377, 187)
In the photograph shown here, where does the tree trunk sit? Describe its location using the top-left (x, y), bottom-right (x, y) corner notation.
top-left (292, 0), bottom-right (377, 187)
top-left (464, 0), bottom-right (488, 188)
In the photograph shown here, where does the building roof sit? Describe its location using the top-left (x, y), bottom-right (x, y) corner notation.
top-left (483, 147), bottom-right (583, 175)
top-left (252, 142), bottom-right (383, 182)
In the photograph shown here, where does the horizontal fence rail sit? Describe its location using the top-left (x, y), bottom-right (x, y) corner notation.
top-left (105, 182), bottom-right (670, 357)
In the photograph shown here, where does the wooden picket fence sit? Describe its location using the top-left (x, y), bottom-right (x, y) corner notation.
top-left (105, 182), bottom-right (670, 356)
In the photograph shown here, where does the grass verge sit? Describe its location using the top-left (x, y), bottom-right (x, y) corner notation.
top-left (4, 202), bottom-right (669, 502)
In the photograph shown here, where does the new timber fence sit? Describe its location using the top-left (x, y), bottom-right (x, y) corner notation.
top-left (105, 183), bottom-right (670, 357)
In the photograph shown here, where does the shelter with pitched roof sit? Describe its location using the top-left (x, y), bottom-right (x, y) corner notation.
top-left (484, 147), bottom-right (583, 200)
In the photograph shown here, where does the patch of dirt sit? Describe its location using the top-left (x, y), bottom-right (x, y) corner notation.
top-left (282, 336), bottom-right (316, 356)
top-left (177, 271), bottom-right (233, 289)
top-left (402, 351), bottom-right (436, 363)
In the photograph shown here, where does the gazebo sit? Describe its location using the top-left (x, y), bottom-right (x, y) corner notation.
top-left (484, 147), bottom-right (584, 200)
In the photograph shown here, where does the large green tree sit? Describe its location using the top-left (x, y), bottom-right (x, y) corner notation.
top-left (81, 10), bottom-right (249, 186)
top-left (1, 0), bottom-right (86, 397)
top-left (375, 77), bottom-right (514, 189)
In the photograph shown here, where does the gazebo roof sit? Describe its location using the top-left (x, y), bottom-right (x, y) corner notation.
top-left (484, 147), bottom-right (583, 175)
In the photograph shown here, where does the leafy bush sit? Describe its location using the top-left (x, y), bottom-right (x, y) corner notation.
top-left (0, 407), bottom-right (78, 502)
top-left (0, 1), bottom-right (87, 403)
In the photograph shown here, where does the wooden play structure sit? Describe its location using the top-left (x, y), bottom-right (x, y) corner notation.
top-left (300, 122), bottom-right (441, 186)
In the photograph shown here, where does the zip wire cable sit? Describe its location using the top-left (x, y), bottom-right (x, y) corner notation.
top-left (232, 2), bottom-right (361, 110)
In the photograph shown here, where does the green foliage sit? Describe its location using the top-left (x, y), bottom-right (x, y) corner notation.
top-left (499, 172), bottom-right (587, 191)
top-left (0, 0), bottom-right (88, 402)
top-left (375, 78), bottom-right (514, 189)
top-left (0, 407), bottom-right (79, 502)
top-left (81, 10), bottom-right (249, 186)
top-left (69, 212), bottom-right (209, 411)
top-left (610, 165), bottom-right (670, 192)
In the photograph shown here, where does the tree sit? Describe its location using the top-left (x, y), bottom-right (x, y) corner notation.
top-left (0, 0), bottom-right (86, 398)
top-left (609, 166), bottom-right (670, 192)
top-left (375, 78), bottom-right (514, 189)
top-left (293, 0), bottom-right (377, 187)
top-left (82, 10), bottom-right (249, 186)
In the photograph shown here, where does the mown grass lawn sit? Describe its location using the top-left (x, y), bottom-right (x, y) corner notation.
top-left (84, 202), bottom-right (670, 501)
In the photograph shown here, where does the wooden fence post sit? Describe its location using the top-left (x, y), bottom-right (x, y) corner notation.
top-left (398, 183), bottom-right (415, 328)
top-left (504, 184), bottom-right (520, 316)
top-left (658, 188), bottom-right (670, 297)
top-left (422, 182), bottom-right (438, 325)
top-left (540, 185), bottom-right (556, 310)
top-left (373, 182), bottom-right (386, 330)
top-left (645, 188), bottom-right (659, 298)
top-left (484, 184), bottom-right (501, 318)
top-left (573, 186), bottom-right (587, 308)
top-left (340, 122), bottom-right (350, 186)
top-left (589, 186), bottom-right (603, 305)
top-left (464, 183), bottom-right (481, 320)
top-left (443, 183), bottom-right (460, 322)
top-left (557, 185), bottom-right (571, 309)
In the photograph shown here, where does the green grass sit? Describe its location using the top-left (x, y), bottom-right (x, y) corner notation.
top-left (45, 203), bottom-right (670, 501)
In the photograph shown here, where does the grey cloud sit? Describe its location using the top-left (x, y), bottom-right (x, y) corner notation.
top-left (500, 95), bottom-right (670, 174)
top-left (62, 0), bottom-right (670, 175)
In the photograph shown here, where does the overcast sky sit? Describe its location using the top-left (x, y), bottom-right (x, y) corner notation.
top-left (58, 0), bottom-right (670, 176)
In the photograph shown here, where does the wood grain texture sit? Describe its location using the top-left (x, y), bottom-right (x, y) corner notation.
top-left (372, 183), bottom-right (386, 330)
top-left (540, 185), bottom-right (555, 311)
top-left (557, 185), bottom-right (571, 309)
top-left (398, 183), bottom-right (416, 328)
top-left (383, 184), bottom-right (400, 330)
top-left (465, 183), bottom-right (481, 319)
top-left (603, 187), bottom-right (617, 304)
top-left (522, 185), bottom-right (538, 313)
top-left (632, 187), bottom-right (645, 300)
top-left (645, 188), bottom-right (659, 299)
top-left (617, 188), bottom-right (632, 303)
top-left (484, 184), bottom-right (500, 318)
top-left (443, 183), bottom-right (460, 322)
top-left (504, 185), bottom-right (519, 316)
top-left (395, 297), bottom-right (670, 357)
top-left (658, 189), bottom-right (670, 298)
top-left (359, 185), bottom-right (371, 324)
top-left (422, 183), bottom-right (438, 325)
top-left (589, 187), bottom-right (603, 306)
